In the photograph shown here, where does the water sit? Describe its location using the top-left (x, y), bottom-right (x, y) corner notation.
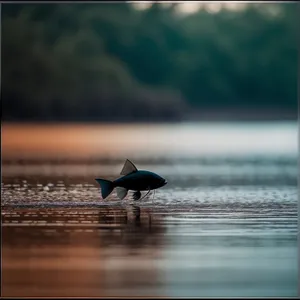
top-left (1, 122), bottom-right (298, 297)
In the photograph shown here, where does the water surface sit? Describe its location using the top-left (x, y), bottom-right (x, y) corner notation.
top-left (1, 122), bottom-right (298, 297)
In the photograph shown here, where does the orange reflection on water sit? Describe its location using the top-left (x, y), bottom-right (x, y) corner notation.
top-left (2, 121), bottom-right (297, 161)
top-left (2, 208), bottom-right (166, 297)
top-left (2, 123), bottom-right (176, 160)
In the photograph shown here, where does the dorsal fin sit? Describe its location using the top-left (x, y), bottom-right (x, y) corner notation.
top-left (120, 159), bottom-right (138, 175)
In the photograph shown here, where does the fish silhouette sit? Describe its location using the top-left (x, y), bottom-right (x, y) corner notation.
top-left (95, 159), bottom-right (167, 201)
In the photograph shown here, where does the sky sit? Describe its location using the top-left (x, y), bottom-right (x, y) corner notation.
top-left (128, 1), bottom-right (249, 14)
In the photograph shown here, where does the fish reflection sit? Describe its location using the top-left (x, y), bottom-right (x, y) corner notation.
top-left (97, 204), bottom-right (164, 252)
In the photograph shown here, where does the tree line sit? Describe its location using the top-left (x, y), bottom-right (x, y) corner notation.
top-left (1, 3), bottom-right (297, 122)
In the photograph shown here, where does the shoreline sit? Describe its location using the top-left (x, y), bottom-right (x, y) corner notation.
top-left (2, 108), bottom-right (297, 124)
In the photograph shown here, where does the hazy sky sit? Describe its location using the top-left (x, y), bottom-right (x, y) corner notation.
top-left (128, 1), bottom-right (248, 14)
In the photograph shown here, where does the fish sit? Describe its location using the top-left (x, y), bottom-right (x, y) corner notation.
top-left (95, 159), bottom-right (167, 200)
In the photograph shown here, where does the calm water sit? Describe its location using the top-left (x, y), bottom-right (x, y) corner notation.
top-left (1, 122), bottom-right (298, 297)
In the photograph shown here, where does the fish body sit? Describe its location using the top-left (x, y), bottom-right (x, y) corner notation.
top-left (95, 159), bottom-right (167, 200)
top-left (114, 170), bottom-right (166, 191)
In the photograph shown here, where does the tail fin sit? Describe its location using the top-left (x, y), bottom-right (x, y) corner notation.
top-left (95, 179), bottom-right (114, 199)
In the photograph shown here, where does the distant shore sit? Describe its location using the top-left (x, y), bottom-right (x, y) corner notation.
top-left (184, 108), bottom-right (297, 122)
top-left (2, 108), bottom-right (297, 123)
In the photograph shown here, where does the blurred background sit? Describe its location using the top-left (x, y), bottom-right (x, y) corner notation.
top-left (1, 2), bottom-right (298, 298)
top-left (1, 2), bottom-right (297, 123)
